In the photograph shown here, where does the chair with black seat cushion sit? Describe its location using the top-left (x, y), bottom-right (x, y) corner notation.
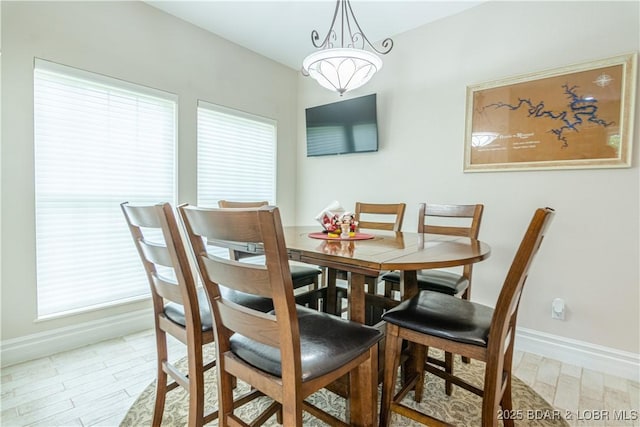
top-left (178, 204), bottom-right (383, 427)
top-left (379, 207), bottom-right (555, 427)
top-left (121, 202), bottom-right (217, 427)
top-left (382, 203), bottom-right (484, 300)
top-left (329, 202), bottom-right (406, 317)
top-left (122, 202), bottom-right (277, 426)
top-left (218, 200), bottom-right (322, 303)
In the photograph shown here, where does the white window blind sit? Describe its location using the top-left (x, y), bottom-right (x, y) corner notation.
top-left (197, 101), bottom-right (276, 207)
top-left (34, 59), bottom-right (177, 318)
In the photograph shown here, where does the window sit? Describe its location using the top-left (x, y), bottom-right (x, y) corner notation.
top-left (197, 101), bottom-right (276, 207)
top-left (34, 59), bottom-right (177, 318)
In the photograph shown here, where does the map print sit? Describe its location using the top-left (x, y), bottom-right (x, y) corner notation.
top-left (469, 65), bottom-right (623, 166)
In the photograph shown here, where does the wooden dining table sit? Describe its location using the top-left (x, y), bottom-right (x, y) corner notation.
top-left (284, 226), bottom-right (491, 325)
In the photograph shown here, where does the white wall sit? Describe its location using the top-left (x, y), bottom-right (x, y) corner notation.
top-left (297, 1), bottom-right (639, 355)
top-left (1, 1), bottom-right (297, 344)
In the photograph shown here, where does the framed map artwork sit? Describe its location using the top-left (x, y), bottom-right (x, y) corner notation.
top-left (464, 53), bottom-right (637, 172)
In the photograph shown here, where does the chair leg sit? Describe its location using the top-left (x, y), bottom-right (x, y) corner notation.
top-left (445, 351), bottom-right (453, 396)
top-left (281, 396), bottom-right (304, 426)
top-left (187, 345), bottom-right (205, 427)
top-left (307, 287), bottom-right (319, 310)
top-left (380, 324), bottom-right (402, 427)
top-left (481, 361), bottom-right (503, 427)
top-left (501, 375), bottom-right (515, 427)
top-left (383, 280), bottom-right (394, 298)
top-left (152, 329), bottom-right (168, 427)
top-left (217, 359), bottom-right (236, 426)
top-left (461, 287), bottom-right (471, 364)
top-left (413, 344), bottom-right (427, 402)
top-left (365, 276), bottom-right (377, 294)
top-left (349, 345), bottom-right (377, 427)
top-left (481, 388), bottom-right (501, 427)
top-left (500, 340), bottom-right (515, 427)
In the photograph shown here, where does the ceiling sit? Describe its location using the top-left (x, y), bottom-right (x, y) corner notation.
top-left (145, 1), bottom-right (483, 70)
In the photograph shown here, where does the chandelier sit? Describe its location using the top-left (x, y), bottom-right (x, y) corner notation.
top-left (302, 0), bottom-right (393, 96)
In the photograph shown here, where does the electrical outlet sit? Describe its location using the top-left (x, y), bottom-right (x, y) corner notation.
top-left (551, 298), bottom-right (565, 320)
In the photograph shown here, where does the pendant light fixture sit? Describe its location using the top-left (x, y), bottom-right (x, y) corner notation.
top-left (302, 0), bottom-right (393, 96)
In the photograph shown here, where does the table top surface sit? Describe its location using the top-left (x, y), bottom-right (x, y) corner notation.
top-left (284, 226), bottom-right (491, 274)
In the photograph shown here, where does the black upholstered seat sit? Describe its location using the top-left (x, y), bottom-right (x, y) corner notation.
top-left (164, 287), bottom-right (213, 331)
top-left (290, 264), bottom-right (322, 288)
top-left (164, 287), bottom-right (275, 330)
top-left (381, 290), bottom-right (492, 347)
top-left (231, 306), bottom-right (383, 381)
top-left (381, 270), bottom-right (468, 296)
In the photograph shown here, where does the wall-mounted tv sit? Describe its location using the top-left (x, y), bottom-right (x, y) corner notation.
top-left (305, 94), bottom-right (378, 157)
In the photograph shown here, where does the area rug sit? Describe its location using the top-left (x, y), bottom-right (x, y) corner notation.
top-left (121, 348), bottom-right (568, 426)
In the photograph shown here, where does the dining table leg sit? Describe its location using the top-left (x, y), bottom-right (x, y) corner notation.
top-left (323, 267), bottom-right (338, 315)
top-left (347, 272), bottom-right (366, 324)
top-left (399, 270), bottom-right (419, 299)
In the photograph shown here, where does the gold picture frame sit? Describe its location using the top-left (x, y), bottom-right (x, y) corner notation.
top-left (464, 53), bottom-right (637, 172)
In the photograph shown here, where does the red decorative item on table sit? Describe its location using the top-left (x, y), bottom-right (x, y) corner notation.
top-left (314, 201), bottom-right (358, 237)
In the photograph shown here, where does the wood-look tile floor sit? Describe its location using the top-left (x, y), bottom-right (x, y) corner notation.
top-left (1, 329), bottom-right (638, 426)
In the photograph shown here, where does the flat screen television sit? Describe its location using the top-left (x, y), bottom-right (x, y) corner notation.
top-left (305, 94), bottom-right (378, 157)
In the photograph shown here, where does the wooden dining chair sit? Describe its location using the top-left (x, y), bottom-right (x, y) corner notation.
top-left (379, 203), bottom-right (484, 381)
top-left (328, 202), bottom-right (406, 317)
top-left (382, 203), bottom-right (484, 301)
top-left (121, 202), bottom-right (217, 427)
top-left (379, 207), bottom-right (555, 427)
top-left (218, 200), bottom-right (322, 299)
top-left (178, 204), bottom-right (383, 427)
top-left (355, 202), bottom-right (407, 232)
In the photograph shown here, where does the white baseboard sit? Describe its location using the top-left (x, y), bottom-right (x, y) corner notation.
top-left (0, 308), bottom-right (153, 368)
top-left (2, 314), bottom-right (638, 383)
top-left (516, 327), bottom-right (640, 382)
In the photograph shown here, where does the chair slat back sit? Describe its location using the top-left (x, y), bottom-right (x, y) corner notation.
top-left (217, 301), bottom-right (281, 348)
top-left (489, 208), bottom-right (555, 355)
top-left (151, 274), bottom-right (185, 303)
top-left (419, 203), bottom-right (484, 238)
top-left (218, 200), bottom-right (269, 260)
top-left (355, 202), bottom-right (406, 231)
top-left (178, 204), bottom-right (301, 354)
top-left (200, 255), bottom-right (272, 298)
top-left (139, 240), bottom-right (174, 267)
top-left (121, 202), bottom-right (201, 324)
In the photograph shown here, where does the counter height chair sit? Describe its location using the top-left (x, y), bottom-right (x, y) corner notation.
top-left (379, 207), bottom-right (555, 427)
top-left (328, 202), bottom-right (406, 318)
top-left (122, 202), bottom-right (278, 426)
top-left (354, 202), bottom-right (407, 232)
top-left (381, 203), bottom-right (484, 301)
top-left (121, 202), bottom-right (218, 427)
top-left (179, 204), bottom-right (383, 426)
top-left (218, 200), bottom-right (322, 304)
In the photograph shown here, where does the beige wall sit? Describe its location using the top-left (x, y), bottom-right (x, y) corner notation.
top-left (297, 1), bottom-right (639, 354)
top-left (2, 0), bottom-right (638, 361)
top-left (1, 1), bottom-right (298, 341)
